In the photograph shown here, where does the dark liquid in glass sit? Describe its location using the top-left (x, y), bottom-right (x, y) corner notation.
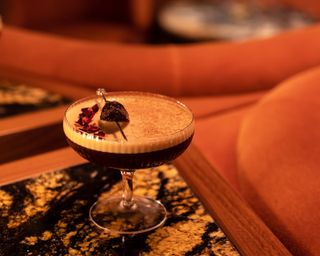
top-left (66, 135), bottom-right (193, 169)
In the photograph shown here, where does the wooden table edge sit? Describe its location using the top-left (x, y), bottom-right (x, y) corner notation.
top-left (0, 147), bottom-right (86, 186)
top-left (174, 144), bottom-right (292, 256)
top-left (0, 105), bottom-right (67, 135)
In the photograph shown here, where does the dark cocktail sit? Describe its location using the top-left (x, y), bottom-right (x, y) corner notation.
top-left (63, 90), bottom-right (195, 234)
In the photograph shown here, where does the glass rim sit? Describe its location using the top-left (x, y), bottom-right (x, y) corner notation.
top-left (63, 91), bottom-right (195, 143)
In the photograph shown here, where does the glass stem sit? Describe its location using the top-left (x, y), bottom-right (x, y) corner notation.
top-left (120, 170), bottom-right (135, 208)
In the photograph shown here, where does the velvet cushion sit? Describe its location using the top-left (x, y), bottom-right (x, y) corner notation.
top-left (194, 107), bottom-right (250, 191)
top-left (237, 66), bottom-right (320, 255)
top-left (180, 91), bottom-right (265, 191)
top-left (2, 25), bottom-right (320, 97)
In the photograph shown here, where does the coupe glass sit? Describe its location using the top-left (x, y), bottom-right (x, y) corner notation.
top-left (63, 91), bottom-right (195, 235)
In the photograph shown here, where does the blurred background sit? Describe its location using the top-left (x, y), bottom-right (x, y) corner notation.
top-left (0, 0), bottom-right (317, 44)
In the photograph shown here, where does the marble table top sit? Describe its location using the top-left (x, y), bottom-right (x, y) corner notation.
top-left (0, 79), bottom-right (69, 119)
top-left (0, 163), bottom-right (239, 256)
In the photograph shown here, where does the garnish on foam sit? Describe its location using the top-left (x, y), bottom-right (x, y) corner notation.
top-left (96, 88), bottom-right (129, 141)
top-left (75, 103), bottom-right (106, 138)
top-left (100, 101), bottom-right (129, 122)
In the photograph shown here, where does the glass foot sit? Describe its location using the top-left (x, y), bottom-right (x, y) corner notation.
top-left (89, 196), bottom-right (167, 235)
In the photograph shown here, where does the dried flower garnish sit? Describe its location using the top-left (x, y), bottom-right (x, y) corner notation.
top-left (100, 101), bottom-right (129, 122)
top-left (76, 104), bottom-right (99, 126)
top-left (75, 103), bottom-right (105, 138)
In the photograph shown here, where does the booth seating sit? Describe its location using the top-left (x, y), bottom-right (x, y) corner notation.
top-left (1, 4), bottom-right (320, 254)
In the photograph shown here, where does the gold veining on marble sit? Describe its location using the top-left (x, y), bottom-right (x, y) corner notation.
top-left (0, 163), bottom-right (240, 255)
top-left (21, 236), bottom-right (38, 245)
top-left (0, 81), bottom-right (64, 105)
top-left (0, 79), bottom-right (69, 118)
top-left (143, 220), bottom-right (207, 255)
top-left (7, 172), bottom-right (81, 229)
top-left (0, 189), bottom-right (13, 217)
top-left (40, 230), bottom-right (53, 241)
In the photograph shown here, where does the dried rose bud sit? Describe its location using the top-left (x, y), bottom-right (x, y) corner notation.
top-left (100, 101), bottom-right (129, 122)
top-left (76, 104), bottom-right (99, 125)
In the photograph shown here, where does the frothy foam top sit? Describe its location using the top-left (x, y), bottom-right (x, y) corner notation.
top-left (63, 92), bottom-right (194, 153)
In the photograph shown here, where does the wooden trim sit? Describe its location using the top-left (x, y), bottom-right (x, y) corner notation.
top-left (174, 145), bottom-right (292, 256)
top-left (0, 106), bottom-right (69, 163)
top-left (0, 68), bottom-right (95, 163)
top-left (0, 147), bottom-right (85, 186)
top-left (0, 105), bottom-right (66, 135)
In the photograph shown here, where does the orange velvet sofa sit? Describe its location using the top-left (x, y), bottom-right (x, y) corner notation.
top-left (1, 13), bottom-right (320, 256)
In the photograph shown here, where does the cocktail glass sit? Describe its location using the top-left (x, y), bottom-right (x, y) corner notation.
top-left (63, 91), bottom-right (195, 235)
